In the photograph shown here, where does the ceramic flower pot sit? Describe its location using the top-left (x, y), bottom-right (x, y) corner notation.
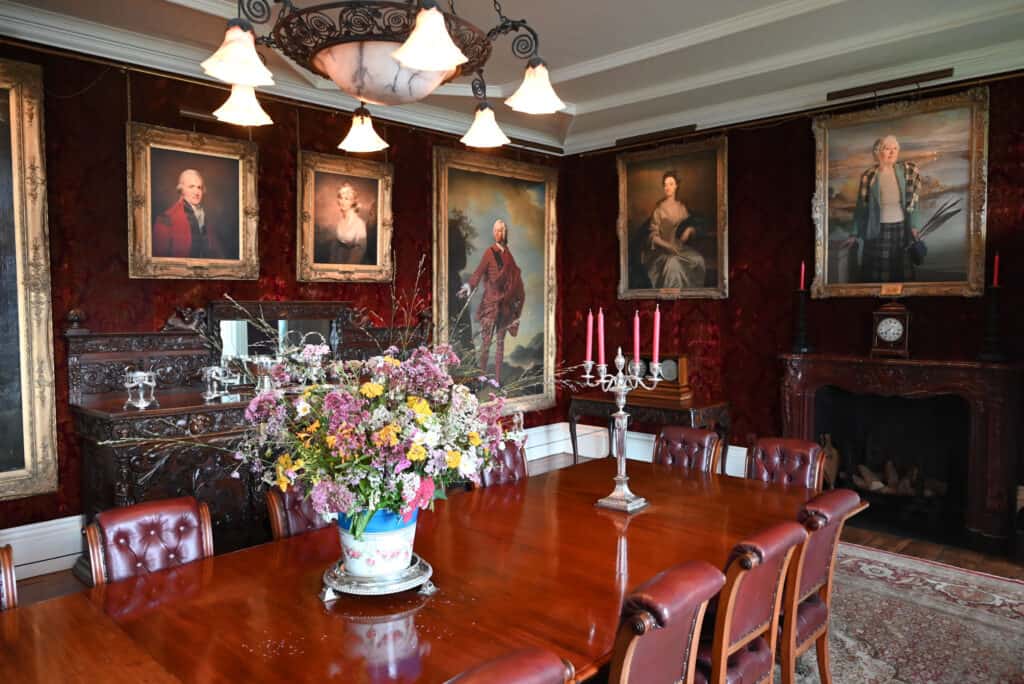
top-left (338, 509), bottom-right (418, 578)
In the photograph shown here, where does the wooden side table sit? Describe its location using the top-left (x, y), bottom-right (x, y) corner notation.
top-left (568, 391), bottom-right (730, 469)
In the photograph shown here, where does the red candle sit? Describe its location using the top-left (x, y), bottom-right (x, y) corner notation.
top-left (652, 305), bottom-right (661, 365)
top-left (585, 309), bottom-right (593, 362)
top-left (800, 260), bottom-right (806, 291)
top-left (993, 252), bottom-right (1000, 287)
top-left (597, 308), bottom-right (605, 366)
top-left (633, 310), bottom-right (641, 365)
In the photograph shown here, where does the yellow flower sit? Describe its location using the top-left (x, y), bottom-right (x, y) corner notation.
top-left (360, 382), bottom-right (385, 399)
top-left (468, 431), bottom-right (482, 447)
top-left (383, 356), bottom-right (401, 367)
top-left (373, 423), bottom-right (400, 447)
top-left (446, 450), bottom-right (462, 469)
top-left (276, 454), bottom-right (294, 471)
top-left (326, 434), bottom-right (338, 449)
top-left (275, 475), bottom-right (290, 492)
top-left (407, 443), bottom-right (427, 462)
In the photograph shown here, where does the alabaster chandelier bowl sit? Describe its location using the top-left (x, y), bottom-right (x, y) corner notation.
top-left (311, 42), bottom-right (454, 106)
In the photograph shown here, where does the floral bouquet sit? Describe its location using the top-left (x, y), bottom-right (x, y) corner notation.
top-left (238, 345), bottom-right (521, 541)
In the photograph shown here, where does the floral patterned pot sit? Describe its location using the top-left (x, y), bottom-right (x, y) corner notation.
top-left (338, 509), bottom-right (418, 578)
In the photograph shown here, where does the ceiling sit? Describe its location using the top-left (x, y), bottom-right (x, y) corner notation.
top-left (3, 0), bottom-right (1023, 154)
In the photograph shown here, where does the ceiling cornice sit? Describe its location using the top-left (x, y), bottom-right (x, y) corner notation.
top-left (563, 38), bottom-right (1024, 154)
top-left (0, 0), bottom-right (564, 151)
top-left (571, 0), bottom-right (1024, 116)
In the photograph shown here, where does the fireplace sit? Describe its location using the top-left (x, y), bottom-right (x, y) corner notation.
top-left (780, 353), bottom-right (1022, 554)
top-left (814, 387), bottom-right (969, 542)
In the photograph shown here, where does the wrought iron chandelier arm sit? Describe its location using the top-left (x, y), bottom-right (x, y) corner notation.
top-left (485, 17), bottom-right (540, 61)
top-left (470, 71), bottom-right (488, 99)
top-left (236, 0), bottom-right (295, 47)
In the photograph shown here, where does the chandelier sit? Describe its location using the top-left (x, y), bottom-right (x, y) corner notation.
top-left (201, 0), bottom-right (565, 150)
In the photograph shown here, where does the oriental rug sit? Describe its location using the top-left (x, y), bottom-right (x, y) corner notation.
top-left (791, 543), bottom-right (1024, 683)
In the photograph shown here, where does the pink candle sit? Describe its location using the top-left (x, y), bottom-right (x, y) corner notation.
top-left (993, 253), bottom-right (1000, 287)
top-left (585, 309), bottom-right (594, 362)
top-left (800, 260), bottom-right (806, 291)
top-left (633, 310), bottom-right (641, 364)
top-left (652, 305), bottom-right (661, 364)
top-left (597, 308), bottom-right (605, 365)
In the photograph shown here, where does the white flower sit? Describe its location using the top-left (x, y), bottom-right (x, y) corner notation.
top-left (458, 448), bottom-right (480, 479)
top-left (295, 400), bottom-right (311, 417)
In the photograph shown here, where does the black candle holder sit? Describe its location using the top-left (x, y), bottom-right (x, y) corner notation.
top-left (792, 289), bottom-right (813, 354)
top-left (978, 285), bottom-right (1006, 363)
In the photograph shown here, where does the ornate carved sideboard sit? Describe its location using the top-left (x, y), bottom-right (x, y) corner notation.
top-left (780, 353), bottom-right (1022, 551)
top-left (68, 326), bottom-right (264, 583)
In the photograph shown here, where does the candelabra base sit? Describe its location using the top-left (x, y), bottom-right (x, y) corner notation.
top-left (596, 477), bottom-right (649, 513)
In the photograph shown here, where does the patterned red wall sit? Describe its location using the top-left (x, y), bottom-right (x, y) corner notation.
top-left (0, 39), bottom-right (1020, 528)
top-left (0, 43), bottom-right (560, 527)
top-left (559, 78), bottom-right (1024, 447)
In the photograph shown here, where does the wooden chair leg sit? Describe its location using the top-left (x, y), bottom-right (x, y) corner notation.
top-left (815, 632), bottom-right (832, 684)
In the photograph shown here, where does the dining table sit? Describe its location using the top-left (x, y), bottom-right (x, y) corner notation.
top-left (0, 458), bottom-right (816, 683)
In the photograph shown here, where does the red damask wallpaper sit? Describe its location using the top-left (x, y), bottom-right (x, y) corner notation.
top-left (0, 38), bottom-right (1020, 528)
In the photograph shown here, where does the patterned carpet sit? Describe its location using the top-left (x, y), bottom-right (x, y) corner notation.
top-left (791, 543), bottom-right (1024, 684)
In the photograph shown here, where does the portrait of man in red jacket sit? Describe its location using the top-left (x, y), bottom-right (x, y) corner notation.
top-left (458, 219), bottom-right (525, 384)
top-left (152, 169), bottom-right (234, 260)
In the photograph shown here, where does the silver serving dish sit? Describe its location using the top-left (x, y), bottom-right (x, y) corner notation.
top-left (320, 553), bottom-right (434, 603)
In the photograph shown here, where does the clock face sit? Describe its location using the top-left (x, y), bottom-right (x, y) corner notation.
top-left (877, 317), bottom-right (905, 343)
top-left (660, 359), bottom-right (679, 382)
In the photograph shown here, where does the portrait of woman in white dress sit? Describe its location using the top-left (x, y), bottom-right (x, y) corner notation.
top-left (311, 173), bottom-right (379, 267)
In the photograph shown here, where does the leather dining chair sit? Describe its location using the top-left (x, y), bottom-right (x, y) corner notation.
top-left (652, 426), bottom-right (723, 474)
top-left (84, 496), bottom-right (214, 586)
top-left (481, 439), bottom-right (529, 487)
top-left (0, 544), bottom-right (17, 611)
top-left (267, 487), bottom-right (331, 540)
top-left (446, 647), bottom-right (575, 683)
top-left (746, 438), bottom-right (825, 492)
top-left (779, 489), bottom-right (867, 684)
top-left (607, 560), bottom-right (726, 684)
top-left (695, 521), bottom-right (808, 684)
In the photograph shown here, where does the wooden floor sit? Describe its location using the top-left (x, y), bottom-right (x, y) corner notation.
top-left (14, 455), bottom-right (1023, 608)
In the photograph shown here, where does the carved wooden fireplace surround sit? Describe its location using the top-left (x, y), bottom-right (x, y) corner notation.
top-left (781, 353), bottom-right (1022, 551)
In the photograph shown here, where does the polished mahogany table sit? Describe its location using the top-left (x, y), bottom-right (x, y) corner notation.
top-left (1, 459), bottom-right (814, 682)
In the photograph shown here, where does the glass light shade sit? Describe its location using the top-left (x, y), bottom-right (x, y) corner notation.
top-left (460, 104), bottom-right (510, 148)
top-left (201, 24), bottom-right (274, 87)
top-left (505, 61), bottom-right (565, 114)
top-left (213, 85), bottom-right (273, 126)
top-left (338, 108), bottom-right (389, 153)
top-left (313, 42), bottom-right (453, 106)
top-left (392, 4), bottom-right (468, 73)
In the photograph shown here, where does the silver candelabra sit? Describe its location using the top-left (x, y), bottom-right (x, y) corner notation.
top-left (582, 347), bottom-right (662, 513)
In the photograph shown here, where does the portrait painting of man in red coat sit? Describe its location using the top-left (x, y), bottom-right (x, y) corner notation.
top-left (152, 169), bottom-right (237, 260)
top-left (458, 219), bottom-right (525, 384)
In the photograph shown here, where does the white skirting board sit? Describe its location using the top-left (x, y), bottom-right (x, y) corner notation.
top-left (0, 514), bottom-right (84, 581)
top-left (0, 423), bottom-right (748, 580)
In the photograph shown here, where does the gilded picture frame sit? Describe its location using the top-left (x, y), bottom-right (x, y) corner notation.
top-left (433, 147), bottom-right (558, 414)
top-left (617, 137), bottom-right (729, 300)
top-left (811, 88), bottom-right (989, 298)
top-left (0, 58), bottom-right (58, 500)
top-left (296, 151), bottom-right (393, 282)
top-left (127, 122), bottom-right (259, 279)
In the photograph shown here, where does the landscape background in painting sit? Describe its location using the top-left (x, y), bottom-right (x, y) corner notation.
top-left (826, 107), bottom-right (972, 283)
top-left (0, 88), bottom-right (26, 474)
top-left (446, 167), bottom-right (547, 399)
top-left (311, 171), bottom-right (378, 265)
top-left (149, 146), bottom-right (241, 260)
top-left (623, 147), bottom-right (719, 290)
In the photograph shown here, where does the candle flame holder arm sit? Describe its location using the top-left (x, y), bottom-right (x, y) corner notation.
top-left (582, 347), bottom-right (661, 513)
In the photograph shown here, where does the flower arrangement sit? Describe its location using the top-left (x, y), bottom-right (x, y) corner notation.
top-left (239, 344), bottom-right (520, 539)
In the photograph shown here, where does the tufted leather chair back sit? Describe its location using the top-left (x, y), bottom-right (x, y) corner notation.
top-left (746, 438), bottom-right (825, 491)
top-left (0, 545), bottom-right (16, 611)
top-left (481, 439), bottom-right (528, 487)
top-left (608, 561), bottom-right (725, 684)
top-left (267, 486), bottom-right (330, 540)
top-left (85, 497), bottom-right (214, 586)
top-left (652, 426), bottom-right (722, 473)
top-left (447, 648), bottom-right (574, 684)
top-left (794, 489), bottom-right (864, 600)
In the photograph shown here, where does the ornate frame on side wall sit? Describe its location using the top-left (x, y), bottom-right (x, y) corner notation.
top-left (433, 147), bottom-right (558, 414)
top-left (0, 59), bottom-right (58, 500)
top-left (811, 88), bottom-right (989, 298)
top-left (296, 151), bottom-right (394, 282)
top-left (127, 122), bottom-right (259, 279)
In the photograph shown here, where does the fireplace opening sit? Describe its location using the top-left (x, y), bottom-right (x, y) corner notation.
top-left (814, 386), bottom-right (969, 545)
